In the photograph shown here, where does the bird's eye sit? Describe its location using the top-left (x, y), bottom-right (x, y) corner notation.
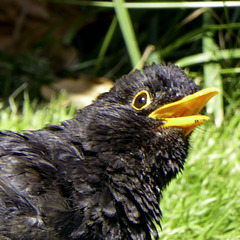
top-left (132, 90), bottom-right (151, 110)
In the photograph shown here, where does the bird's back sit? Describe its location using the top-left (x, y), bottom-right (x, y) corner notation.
top-left (0, 127), bottom-right (83, 239)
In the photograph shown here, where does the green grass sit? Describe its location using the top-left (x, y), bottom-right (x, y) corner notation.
top-left (159, 116), bottom-right (240, 239)
top-left (0, 96), bottom-right (239, 239)
top-left (0, 92), bottom-right (75, 131)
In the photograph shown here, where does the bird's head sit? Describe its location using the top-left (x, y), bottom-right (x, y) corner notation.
top-left (77, 63), bottom-right (218, 185)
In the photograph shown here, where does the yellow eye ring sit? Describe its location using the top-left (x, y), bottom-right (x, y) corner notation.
top-left (132, 90), bottom-right (151, 110)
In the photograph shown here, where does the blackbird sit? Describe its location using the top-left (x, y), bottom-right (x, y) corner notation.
top-left (0, 63), bottom-right (218, 240)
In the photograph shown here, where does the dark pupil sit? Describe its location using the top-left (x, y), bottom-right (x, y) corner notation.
top-left (135, 93), bottom-right (147, 108)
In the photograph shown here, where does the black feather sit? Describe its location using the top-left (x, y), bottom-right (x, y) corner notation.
top-left (0, 63), bottom-right (199, 239)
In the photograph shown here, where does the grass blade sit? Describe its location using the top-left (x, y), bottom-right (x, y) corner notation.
top-left (202, 10), bottom-right (224, 127)
top-left (113, 0), bottom-right (141, 68)
top-left (94, 16), bottom-right (118, 74)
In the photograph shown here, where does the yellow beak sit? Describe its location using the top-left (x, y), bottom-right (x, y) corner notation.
top-left (148, 87), bottom-right (219, 136)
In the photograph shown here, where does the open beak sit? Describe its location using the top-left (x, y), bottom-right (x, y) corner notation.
top-left (148, 87), bottom-right (219, 136)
